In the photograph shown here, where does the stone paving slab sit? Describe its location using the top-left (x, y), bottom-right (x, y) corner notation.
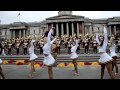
top-left (1, 65), bottom-right (120, 79)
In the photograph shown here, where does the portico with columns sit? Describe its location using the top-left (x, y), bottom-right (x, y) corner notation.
top-left (46, 11), bottom-right (85, 37)
top-left (10, 28), bottom-right (27, 39)
top-left (107, 17), bottom-right (120, 37)
top-left (9, 22), bottom-right (28, 39)
top-left (108, 24), bottom-right (120, 36)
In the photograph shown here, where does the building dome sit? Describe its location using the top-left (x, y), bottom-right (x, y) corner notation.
top-left (58, 11), bottom-right (72, 15)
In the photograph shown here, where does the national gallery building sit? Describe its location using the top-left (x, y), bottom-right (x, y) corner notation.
top-left (0, 11), bottom-right (120, 40)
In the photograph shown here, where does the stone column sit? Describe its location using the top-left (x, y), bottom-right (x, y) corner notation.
top-left (72, 22), bottom-right (74, 36)
top-left (23, 29), bottom-right (25, 38)
top-left (77, 22), bottom-right (79, 37)
top-left (114, 25), bottom-right (116, 35)
top-left (56, 23), bottom-right (59, 36)
top-left (66, 22), bottom-right (69, 37)
top-left (39, 29), bottom-right (41, 35)
top-left (47, 24), bottom-right (49, 31)
top-left (5, 30), bottom-right (7, 39)
top-left (79, 24), bottom-right (82, 34)
top-left (89, 26), bottom-right (92, 37)
top-left (109, 26), bottom-right (111, 35)
top-left (61, 23), bottom-right (64, 35)
top-left (10, 30), bottom-right (12, 39)
top-left (82, 22), bottom-right (84, 36)
top-left (84, 26), bottom-right (87, 35)
top-left (25, 30), bottom-right (26, 36)
top-left (19, 30), bottom-right (21, 39)
top-left (26, 30), bottom-right (28, 36)
top-left (13, 30), bottom-right (15, 39)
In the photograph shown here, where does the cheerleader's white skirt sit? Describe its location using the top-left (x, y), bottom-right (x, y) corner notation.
top-left (110, 52), bottom-right (118, 57)
top-left (43, 54), bottom-right (55, 66)
top-left (99, 53), bottom-right (113, 64)
top-left (70, 53), bottom-right (78, 59)
top-left (29, 53), bottom-right (38, 61)
top-left (0, 58), bottom-right (2, 64)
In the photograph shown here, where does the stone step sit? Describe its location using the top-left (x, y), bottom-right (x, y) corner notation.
top-left (0, 55), bottom-right (120, 63)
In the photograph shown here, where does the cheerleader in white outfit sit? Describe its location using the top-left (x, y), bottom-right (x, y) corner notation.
top-left (0, 46), bottom-right (7, 79)
top-left (0, 58), bottom-right (5, 79)
top-left (96, 25), bottom-right (115, 79)
top-left (28, 39), bottom-right (38, 78)
top-left (108, 40), bottom-right (118, 74)
top-left (43, 28), bottom-right (56, 79)
top-left (71, 38), bottom-right (79, 76)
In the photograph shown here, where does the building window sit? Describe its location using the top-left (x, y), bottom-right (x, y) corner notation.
top-left (34, 30), bottom-right (35, 34)
top-left (98, 27), bottom-right (99, 30)
top-left (92, 27), bottom-right (93, 31)
top-left (28, 30), bottom-right (30, 34)
top-left (0, 32), bottom-right (1, 35)
top-left (39, 29), bottom-right (40, 34)
top-left (5, 31), bottom-right (7, 35)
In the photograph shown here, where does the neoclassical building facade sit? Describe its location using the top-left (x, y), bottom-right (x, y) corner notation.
top-left (0, 11), bottom-right (120, 40)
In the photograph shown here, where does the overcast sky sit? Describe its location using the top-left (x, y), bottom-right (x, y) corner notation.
top-left (0, 11), bottom-right (120, 24)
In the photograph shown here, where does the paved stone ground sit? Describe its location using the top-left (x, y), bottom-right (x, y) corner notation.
top-left (1, 65), bottom-right (120, 79)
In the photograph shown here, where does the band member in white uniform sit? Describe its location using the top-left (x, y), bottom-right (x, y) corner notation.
top-left (96, 25), bottom-right (115, 79)
top-left (93, 39), bottom-right (98, 54)
top-left (52, 43), bottom-right (58, 67)
top-left (7, 40), bottom-right (12, 55)
top-left (56, 38), bottom-right (61, 54)
top-left (0, 42), bottom-right (6, 56)
top-left (39, 39), bottom-right (44, 55)
top-left (68, 40), bottom-right (72, 54)
top-left (23, 40), bottom-right (28, 55)
top-left (108, 39), bottom-right (118, 74)
top-left (43, 27), bottom-right (56, 79)
top-left (16, 40), bottom-right (20, 55)
top-left (84, 38), bottom-right (89, 54)
top-left (28, 39), bottom-right (38, 78)
top-left (1, 48), bottom-right (6, 56)
top-left (70, 38), bottom-right (79, 76)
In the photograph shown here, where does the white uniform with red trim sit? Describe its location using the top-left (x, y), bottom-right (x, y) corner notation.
top-left (70, 40), bottom-right (79, 59)
top-left (96, 26), bottom-right (112, 64)
top-left (29, 40), bottom-right (38, 61)
top-left (43, 29), bottom-right (56, 66)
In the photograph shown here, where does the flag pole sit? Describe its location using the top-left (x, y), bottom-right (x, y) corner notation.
top-left (19, 11), bottom-right (21, 22)
top-left (17, 11), bottom-right (21, 22)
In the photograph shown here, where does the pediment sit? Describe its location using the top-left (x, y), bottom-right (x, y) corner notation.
top-left (10, 22), bottom-right (27, 27)
top-left (46, 15), bottom-right (84, 20)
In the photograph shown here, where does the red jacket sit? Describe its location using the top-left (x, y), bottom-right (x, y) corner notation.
top-left (52, 47), bottom-right (58, 53)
